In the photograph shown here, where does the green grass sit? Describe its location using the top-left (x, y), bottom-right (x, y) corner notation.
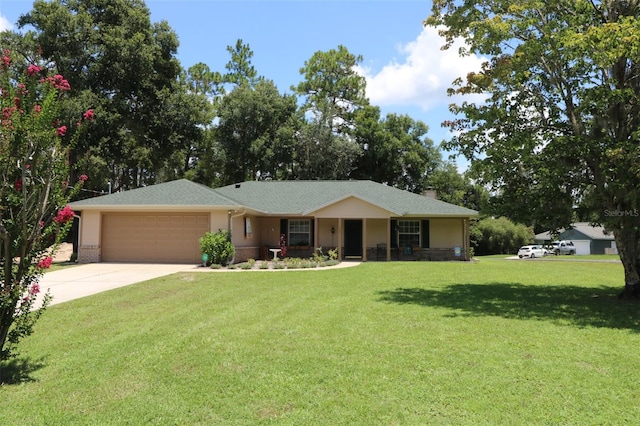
top-left (476, 253), bottom-right (621, 261)
top-left (2, 259), bottom-right (640, 424)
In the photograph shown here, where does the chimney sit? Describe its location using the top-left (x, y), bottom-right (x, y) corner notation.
top-left (423, 188), bottom-right (437, 199)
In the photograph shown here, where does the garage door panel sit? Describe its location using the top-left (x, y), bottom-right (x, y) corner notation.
top-left (102, 213), bottom-right (210, 263)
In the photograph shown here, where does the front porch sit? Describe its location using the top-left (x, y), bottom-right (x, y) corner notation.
top-left (230, 215), bottom-right (471, 263)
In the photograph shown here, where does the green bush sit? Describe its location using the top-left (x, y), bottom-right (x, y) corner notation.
top-left (199, 230), bottom-right (235, 266)
top-left (471, 217), bottom-right (534, 255)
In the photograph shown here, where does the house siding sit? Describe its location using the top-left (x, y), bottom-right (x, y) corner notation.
top-left (429, 219), bottom-right (464, 248)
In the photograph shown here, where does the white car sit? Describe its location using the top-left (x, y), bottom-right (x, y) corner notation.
top-left (517, 245), bottom-right (546, 259)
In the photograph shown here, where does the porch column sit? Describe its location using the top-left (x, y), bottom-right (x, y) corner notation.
top-left (464, 218), bottom-right (470, 260)
top-left (362, 218), bottom-right (368, 261)
top-left (386, 218), bottom-right (391, 261)
top-left (314, 217), bottom-right (319, 253)
top-left (337, 218), bottom-right (343, 260)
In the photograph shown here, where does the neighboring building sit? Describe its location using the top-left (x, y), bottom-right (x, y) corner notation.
top-left (534, 222), bottom-right (617, 255)
top-left (70, 179), bottom-right (478, 264)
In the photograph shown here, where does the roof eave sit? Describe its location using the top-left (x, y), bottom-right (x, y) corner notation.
top-left (69, 204), bottom-right (243, 211)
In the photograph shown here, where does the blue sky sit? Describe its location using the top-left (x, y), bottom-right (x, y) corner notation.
top-left (0, 0), bottom-right (485, 169)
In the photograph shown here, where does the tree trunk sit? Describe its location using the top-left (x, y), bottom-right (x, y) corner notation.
top-left (612, 216), bottom-right (640, 299)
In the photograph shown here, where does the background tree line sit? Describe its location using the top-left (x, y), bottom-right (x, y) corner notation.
top-left (0, 0), bottom-right (487, 213)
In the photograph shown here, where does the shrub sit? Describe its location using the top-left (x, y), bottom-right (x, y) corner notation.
top-left (199, 230), bottom-right (235, 266)
top-left (312, 247), bottom-right (328, 263)
top-left (327, 248), bottom-right (338, 260)
top-left (471, 217), bottom-right (534, 255)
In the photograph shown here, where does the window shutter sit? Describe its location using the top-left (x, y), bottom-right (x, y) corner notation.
top-left (422, 220), bottom-right (430, 248)
top-left (390, 220), bottom-right (397, 248)
top-left (310, 219), bottom-right (315, 246)
top-left (280, 219), bottom-right (288, 241)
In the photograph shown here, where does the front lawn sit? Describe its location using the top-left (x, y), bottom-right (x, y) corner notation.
top-left (1, 259), bottom-right (639, 424)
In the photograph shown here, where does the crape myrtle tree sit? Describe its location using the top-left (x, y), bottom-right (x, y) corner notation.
top-left (0, 50), bottom-right (92, 360)
top-left (426, 1), bottom-right (640, 296)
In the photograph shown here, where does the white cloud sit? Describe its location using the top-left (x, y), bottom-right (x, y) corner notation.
top-left (0, 14), bottom-right (12, 32)
top-left (357, 26), bottom-right (486, 111)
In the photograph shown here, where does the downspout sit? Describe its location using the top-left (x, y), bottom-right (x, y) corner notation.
top-left (228, 209), bottom-right (245, 264)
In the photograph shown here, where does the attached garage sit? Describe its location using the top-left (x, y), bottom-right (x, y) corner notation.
top-left (101, 213), bottom-right (210, 263)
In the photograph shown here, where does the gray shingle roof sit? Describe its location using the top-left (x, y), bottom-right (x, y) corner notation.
top-left (535, 222), bottom-right (614, 241)
top-left (70, 179), bottom-right (478, 217)
top-left (216, 180), bottom-right (478, 216)
top-left (70, 179), bottom-right (240, 208)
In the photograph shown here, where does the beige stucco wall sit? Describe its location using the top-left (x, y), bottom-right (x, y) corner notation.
top-left (79, 210), bottom-right (101, 246)
top-left (210, 211), bottom-right (228, 233)
top-left (314, 197), bottom-right (391, 219)
top-left (429, 218), bottom-right (464, 248)
top-left (317, 218), bottom-right (339, 248)
top-left (255, 217), bottom-right (281, 247)
top-left (230, 214), bottom-right (264, 248)
top-left (365, 219), bottom-right (388, 246)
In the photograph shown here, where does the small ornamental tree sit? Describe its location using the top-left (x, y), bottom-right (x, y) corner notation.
top-left (0, 49), bottom-right (93, 360)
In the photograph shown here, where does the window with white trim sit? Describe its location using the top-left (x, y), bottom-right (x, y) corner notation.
top-left (289, 219), bottom-right (310, 246)
top-left (397, 220), bottom-right (420, 248)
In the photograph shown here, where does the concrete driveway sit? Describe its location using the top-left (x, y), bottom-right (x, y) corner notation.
top-left (37, 263), bottom-right (199, 307)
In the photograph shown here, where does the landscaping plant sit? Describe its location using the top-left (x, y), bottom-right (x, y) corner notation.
top-left (0, 49), bottom-right (93, 360)
top-left (199, 230), bottom-right (235, 266)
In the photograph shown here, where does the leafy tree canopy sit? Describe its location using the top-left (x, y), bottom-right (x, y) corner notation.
top-left (427, 0), bottom-right (640, 292)
top-left (16, 0), bottom-right (206, 191)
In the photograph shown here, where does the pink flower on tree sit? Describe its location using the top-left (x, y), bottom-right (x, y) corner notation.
top-left (83, 109), bottom-right (94, 121)
top-left (33, 105), bottom-right (42, 114)
top-left (3, 106), bottom-right (16, 118)
top-left (37, 257), bottom-right (52, 269)
top-left (53, 205), bottom-right (75, 224)
top-left (30, 283), bottom-right (41, 295)
top-left (41, 74), bottom-right (71, 91)
top-left (14, 178), bottom-right (22, 191)
top-left (27, 64), bottom-right (42, 76)
top-left (79, 174), bottom-right (88, 182)
top-left (2, 49), bottom-right (10, 68)
top-left (57, 125), bottom-right (67, 136)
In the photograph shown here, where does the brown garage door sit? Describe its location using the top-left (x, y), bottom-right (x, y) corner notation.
top-left (101, 213), bottom-right (210, 263)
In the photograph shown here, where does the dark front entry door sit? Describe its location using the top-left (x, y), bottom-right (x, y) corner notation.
top-left (344, 220), bottom-right (363, 258)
